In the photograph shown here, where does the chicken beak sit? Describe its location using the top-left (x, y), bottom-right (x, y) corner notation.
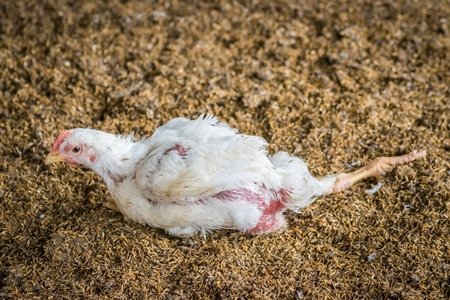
top-left (45, 152), bottom-right (65, 165)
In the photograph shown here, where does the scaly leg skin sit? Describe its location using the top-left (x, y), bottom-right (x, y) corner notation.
top-left (104, 196), bottom-right (120, 212)
top-left (333, 151), bottom-right (426, 194)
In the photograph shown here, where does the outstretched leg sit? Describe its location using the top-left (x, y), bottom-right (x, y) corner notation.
top-left (332, 151), bottom-right (426, 194)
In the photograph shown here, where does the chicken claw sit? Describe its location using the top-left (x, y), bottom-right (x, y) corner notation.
top-left (332, 151), bottom-right (426, 194)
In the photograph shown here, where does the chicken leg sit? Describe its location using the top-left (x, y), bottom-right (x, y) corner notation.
top-left (104, 196), bottom-right (120, 212)
top-left (332, 151), bottom-right (426, 194)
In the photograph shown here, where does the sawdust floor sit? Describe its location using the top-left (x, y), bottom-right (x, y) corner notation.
top-left (1, 0), bottom-right (449, 299)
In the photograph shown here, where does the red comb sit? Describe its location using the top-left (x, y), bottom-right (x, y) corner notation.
top-left (51, 130), bottom-right (72, 152)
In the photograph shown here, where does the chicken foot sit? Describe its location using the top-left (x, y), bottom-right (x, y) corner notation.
top-left (104, 196), bottom-right (120, 212)
top-left (332, 151), bottom-right (426, 194)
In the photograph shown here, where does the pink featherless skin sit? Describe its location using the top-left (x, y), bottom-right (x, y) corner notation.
top-left (51, 130), bottom-right (72, 153)
top-left (45, 115), bottom-right (426, 237)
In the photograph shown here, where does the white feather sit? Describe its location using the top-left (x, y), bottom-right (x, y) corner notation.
top-left (65, 116), bottom-right (337, 236)
top-left (365, 182), bottom-right (382, 194)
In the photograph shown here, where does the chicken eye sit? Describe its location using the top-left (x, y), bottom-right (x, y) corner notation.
top-left (72, 146), bottom-right (81, 153)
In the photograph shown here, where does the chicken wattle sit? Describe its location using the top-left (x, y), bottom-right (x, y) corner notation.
top-left (45, 115), bottom-right (426, 236)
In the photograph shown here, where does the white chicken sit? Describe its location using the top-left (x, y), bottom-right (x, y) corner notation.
top-left (45, 115), bottom-right (426, 236)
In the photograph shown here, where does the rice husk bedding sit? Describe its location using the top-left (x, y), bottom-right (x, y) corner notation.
top-left (0, 0), bottom-right (449, 298)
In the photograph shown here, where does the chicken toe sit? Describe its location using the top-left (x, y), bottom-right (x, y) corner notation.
top-left (104, 196), bottom-right (120, 212)
top-left (332, 151), bottom-right (426, 194)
